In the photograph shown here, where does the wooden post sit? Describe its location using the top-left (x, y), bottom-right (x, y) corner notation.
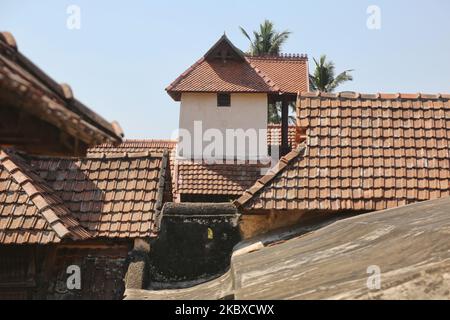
top-left (281, 97), bottom-right (289, 156)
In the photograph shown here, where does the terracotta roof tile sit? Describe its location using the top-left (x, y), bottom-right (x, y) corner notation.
top-left (235, 92), bottom-right (450, 212)
top-left (177, 160), bottom-right (270, 197)
top-left (267, 125), bottom-right (297, 147)
top-left (28, 151), bottom-right (168, 239)
top-left (246, 56), bottom-right (308, 94)
top-left (88, 139), bottom-right (176, 202)
top-left (166, 36), bottom-right (308, 101)
top-left (167, 58), bottom-right (275, 99)
top-left (0, 149), bottom-right (91, 244)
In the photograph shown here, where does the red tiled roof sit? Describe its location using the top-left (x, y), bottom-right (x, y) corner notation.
top-left (247, 55), bottom-right (309, 94)
top-left (267, 124), bottom-right (297, 147)
top-left (0, 147), bottom-right (168, 244)
top-left (88, 140), bottom-right (176, 202)
top-left (0, 150), bottom-right (91, 244)
top-left (177, 160), bottom-right (270, 196)
top-left (166, 58), bottom-right (276, 101)
top-left (91, 140), bottom-right (269, 199)
top-left (235, 92), bottom-right (450, 212)
top-left (166, 35), bottom-right (308, 101)
top-left (28, 151), bottom-right (168, 239)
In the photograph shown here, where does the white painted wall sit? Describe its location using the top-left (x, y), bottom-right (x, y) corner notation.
top-left (177, 93), bottom-right (268, 160)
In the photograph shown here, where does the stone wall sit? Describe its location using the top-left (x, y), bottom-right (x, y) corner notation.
top-left (0, 241), bottom-right (132, 300)
top-left (148, 203), bottom-right (240, 288)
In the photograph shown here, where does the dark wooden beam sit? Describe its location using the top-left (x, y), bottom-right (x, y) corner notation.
top-left (0, 104), bottom-right (88, 156)
top-left (281, 96), bottom-right (289, 156)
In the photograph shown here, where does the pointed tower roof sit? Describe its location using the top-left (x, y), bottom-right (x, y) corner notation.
top-left (166, 35), bottom-right (308, 101)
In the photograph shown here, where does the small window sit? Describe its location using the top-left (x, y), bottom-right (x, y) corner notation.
top-left (217, 93), bottom-right (231, 107)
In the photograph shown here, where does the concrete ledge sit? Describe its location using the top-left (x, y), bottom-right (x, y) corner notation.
top-left (162, 202), bottom-right (238, 216)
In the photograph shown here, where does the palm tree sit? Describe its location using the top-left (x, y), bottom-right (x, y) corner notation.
top-left (268, 102), bottom-right (296, 125)
top-left (239, 20), bottom-right (291, 56)
top-left (309, 55), bottom-right (353, 92)
top-left (241, 20), bottom-right (291, 124)
top-left (268, 103), bottom-right (281, 124)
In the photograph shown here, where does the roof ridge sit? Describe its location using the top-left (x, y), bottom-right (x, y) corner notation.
top-left (233, 145), bottom-right (307, 209)
top-left (247, 53), bottom-right (308, 61)
top-left (28, 151), bottom-right (166, 161)
top-left (0, 149), bottom-right (91, 240)
top-left (122, 139), bottom-right (177, 143)
top-left (299, 92), bottom-right (450, 100)
top-left (87, 151), bottom-right (166, 160)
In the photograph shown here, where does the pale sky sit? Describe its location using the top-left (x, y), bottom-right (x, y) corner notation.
top-left (1, 0), bottom-right (449, 138)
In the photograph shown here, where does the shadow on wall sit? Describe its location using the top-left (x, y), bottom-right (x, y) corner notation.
top-left (148, 203), bottom-right (241, 289)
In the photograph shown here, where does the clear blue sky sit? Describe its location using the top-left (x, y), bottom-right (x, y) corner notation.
top-left (1, 0), bottom-right (449, 139)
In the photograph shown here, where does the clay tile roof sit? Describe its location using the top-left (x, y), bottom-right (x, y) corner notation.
top-left (166, 58), bottom-right (276, 101)
top-left (267, 124), bottom-right (297, 147)
top-left (91, 140), bottom-right (271, 199)
top-left (88, 139), bottom-right (177, 202)
top-left (28, 151), bottom-right (169, 239)
top-left (0, 31), bottom-right (123, 148)
top-left (234, 92), bottom-right (450, 212)
top-left (177, 160), bottom-right (270, 197)
top-left (246, 55), bottom-right (309, 94)
top-left (166, 35), bottom-right (308, 101)
top-left (0, 149), bottom-right (91, 244)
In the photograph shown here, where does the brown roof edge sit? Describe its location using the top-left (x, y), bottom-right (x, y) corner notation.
top-left (152, 149), bottom-right (169, 235)
top-left (233, 145), bottom-right (307, 209)
top-left (0, 149), bottom-right (91, 241)
top-left (0, 31), bottom-right (123, 143)
top-left (165, 56), bottom-right (206, 100)
top-left (0, 32), bottom-right (17, 50)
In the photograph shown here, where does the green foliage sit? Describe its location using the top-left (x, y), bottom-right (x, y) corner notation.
top-left (239, 20), bottom-right (291, 56)
top-left (309, 55), bottom-right (353, 92)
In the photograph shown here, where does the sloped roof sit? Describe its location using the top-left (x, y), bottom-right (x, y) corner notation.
top-left (88, 139), bottom-right (176, 202)
top-left (0, 148), bottom-right (168, 244)
top-left (177, 160), bottom-right (269, 197)
top-left (90, 140), bottom-right (269, 199)
top-left (247, 55), bottom-right (309, 95)
top-left (235, 92), bottom-right (450, 212)
top-left (28, 151), bottom-right (168, 238)
top-left (0, 31), bottom-right (123, 152)
top-left (0, 150), bottom-right (91, 244)
top-left (166, 35), bottom-right (308, 101)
